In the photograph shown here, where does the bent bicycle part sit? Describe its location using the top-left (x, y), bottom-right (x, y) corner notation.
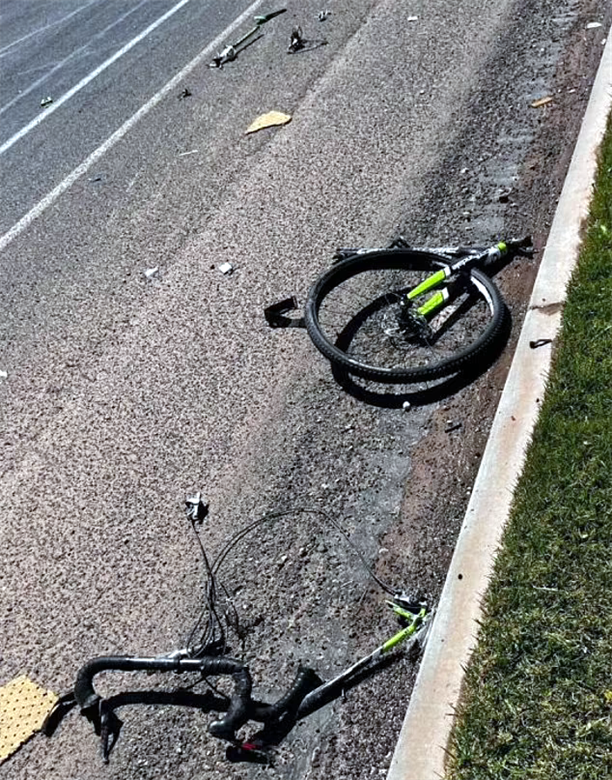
top-left (72, 653), bottom-right (323, 760)
top-left (266, 236), bottom-right (532, 384)
top-left (74, 655), bottom-right (253, 742)
top-left (229, 604), bottom-right (431, 763)
top-left (304, 249), bottom-right (506, 383)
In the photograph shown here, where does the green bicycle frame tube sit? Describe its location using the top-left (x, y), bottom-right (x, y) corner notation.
top-left (417, 287), bottom-right (450, 318)
top-left (407, 267), bottom-right (450, 300)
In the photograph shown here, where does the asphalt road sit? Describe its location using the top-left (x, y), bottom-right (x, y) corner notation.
top-left (0, 1), bottom-right (609, 779)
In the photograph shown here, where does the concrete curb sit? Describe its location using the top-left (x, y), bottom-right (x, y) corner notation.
top-left (387, 28), bottom-right (612, 780)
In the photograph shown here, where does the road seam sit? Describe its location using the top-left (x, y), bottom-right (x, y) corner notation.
top-left (386, 28), bottom-right (612, 780)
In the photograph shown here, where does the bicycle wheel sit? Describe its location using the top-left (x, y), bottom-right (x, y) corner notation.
top-left (304, 249), bottom-right (506, 383)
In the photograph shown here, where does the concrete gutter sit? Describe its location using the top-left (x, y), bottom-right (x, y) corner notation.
top-left (387, 29), bottom-right (612, 780)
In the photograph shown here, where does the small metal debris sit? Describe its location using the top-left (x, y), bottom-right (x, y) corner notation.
top-left (178, 149), bottom-right (199, 157)
top-left (586, 22), bottom-right (603, 29)
top-left (246, 111), bottom-right (292, 134)
top-left (289, 26), bottom-right (306, 52)
top-left (498, 190), bottom-right (511, 203)
top-left (288, 26), bottom-right (327, 54)
top-left (445, 420), bottom-right (462, 433)
top-left (264, 296), bottom-right (304, 328)
top-left (0, 370), bottom-right (7, 380)
top-left (88, 174), bottom-right (103, 183)
top-left (144, 267), bottom-right (159, 280)
top-left (402, 401), bottom-right (411, 411)
top-left (210, 45), bottom-right (237, 68)
top-left (218, 262), bottom-right (234, 275)
top-left (210, 9), bottom-right (287, 68)
top-left (529, 338), bottom-right (553, 349)
top-left (40, 96), bottom-right (53, 107)
top-left (318, 10), bottom-right (331, 21)
top-left (178, 87), bottom-right (192, 99)
top-left (185, 492), bottom-right (209, 524)
top-left (407, 15), bottom-right (419, 22)
top-left (531, 96), bottom-right (553, 108)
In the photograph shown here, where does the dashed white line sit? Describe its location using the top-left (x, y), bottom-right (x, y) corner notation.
top-left (0, 0), bottom-right (267, 253)
top-left (0, 0), bottom-right (194, 156)
top-left (0, 0), bottom-right (153, 118)
top-left (0, 0), bottom-right (101, 57)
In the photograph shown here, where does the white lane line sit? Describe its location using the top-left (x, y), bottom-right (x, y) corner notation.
top-left (0, 0), bottom-right (267, 253)
top-left (0, 0), bottom-right (152, 118)
top-left (0, 0), bottom-right (101, 58)
top-left (0, 0), bottom-right (194, 156)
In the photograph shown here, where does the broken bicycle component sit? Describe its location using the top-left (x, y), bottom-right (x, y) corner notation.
top-left (210, 9), bottom-right (287, 67)
top-left (266, 237), bottom-right (533, 383)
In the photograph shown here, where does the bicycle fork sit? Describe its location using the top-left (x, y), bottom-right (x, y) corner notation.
top-left (403, 243), bottom-right (508, 323)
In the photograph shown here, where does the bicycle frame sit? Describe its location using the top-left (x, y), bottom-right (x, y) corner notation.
top-left (66, 599), bottom-right (430, 764)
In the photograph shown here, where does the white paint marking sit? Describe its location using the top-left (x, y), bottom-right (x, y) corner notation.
top-left (0, 0), bottom-right (267, 253)
top-left (0, 0), bottom-right (194, 156)
top-left (0, 0), bottom-right (101, 57)
top-left (0, 0), bottom-right (152, 118)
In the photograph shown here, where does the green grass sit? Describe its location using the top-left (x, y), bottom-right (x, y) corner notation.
top-left (446, 114), bottom-right (612, 780)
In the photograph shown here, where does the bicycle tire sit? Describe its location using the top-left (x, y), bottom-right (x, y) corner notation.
top-left (304, 249), bottom-right (506, 383)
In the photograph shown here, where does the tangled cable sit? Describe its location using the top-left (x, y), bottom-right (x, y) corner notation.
top-left (182, 497), bottom-right (397, 659)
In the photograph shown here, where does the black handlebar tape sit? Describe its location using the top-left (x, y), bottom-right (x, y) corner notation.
top-left (74, 655), bottom-right (252, 740)
top-left (253, 666), bottom-right (322, 723)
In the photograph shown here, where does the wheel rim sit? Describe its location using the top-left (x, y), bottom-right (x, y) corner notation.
top-left (308, 257), bottom-right (499, 381)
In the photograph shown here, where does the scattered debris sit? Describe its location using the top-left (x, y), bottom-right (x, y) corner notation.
top-left (210, 9), bottom-right (287, 68)
top-left (318, 10), bottom-right (332, 21)
top-left (246, 110), bottom-right (292, 134)
top-left (445, 420), bottom-right (462, 433)
top-left (289, 26), bottom-right (306, 52)
top-left (531, 96), bottom-right (553, 108)
top-left (254, 9), bottom-right (287, 24)
top-left (40, 96), bottom-right (53, 107)
top-left (144, 267), bottom-right (159, 280)
top-left (586, 21), bottom-right (603, 29)
top-left (264, 296), bottom-right (304, 328)
top-left (529, 338), bottom-right (553, 349)
top-left (219, 262), bottom-right (234, 275)
top-left (185, 492), bottom-right (209, 524)
top-left (288, 26), bottom-right (327, 53)
top-left (178, 87), bottom-right (192, 99)
top-left (0, 676), bottom-right (58, 763)
top-left (210, 45), bottom-right (237, 68)
top-left (178, 149), bottom-right (199, 157)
